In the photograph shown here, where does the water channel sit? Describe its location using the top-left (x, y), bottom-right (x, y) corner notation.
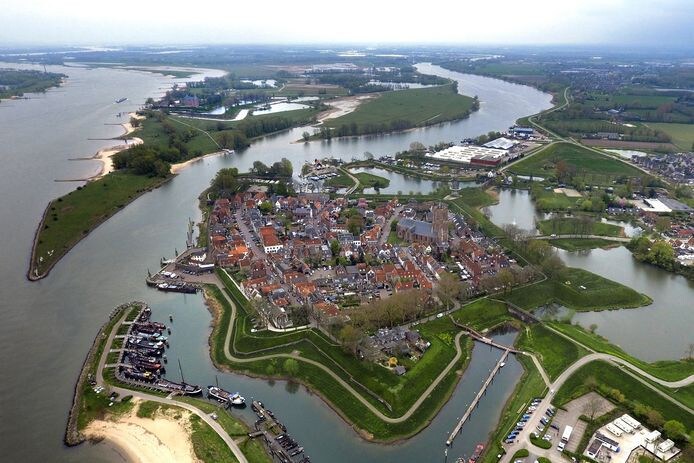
top-left (0, 62), bottom-right (558, 461)
top-left (487, 190), bottom-right (694, 362)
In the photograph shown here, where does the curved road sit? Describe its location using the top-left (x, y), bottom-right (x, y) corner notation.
top-left (216, 276), bottom-right (468, 424)
top-left (501, 350), bottom-right (692, 463)
top-left (95, 310), bottom-right (249, 463)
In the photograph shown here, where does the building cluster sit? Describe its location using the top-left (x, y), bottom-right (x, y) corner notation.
top-left (362, 327), bottom-right (431, 375)
top-left (631, 152), bottom-right (694, 185)
top-left (585, 414), bottom-right (680, 463)
top-left (205, 191), bottom-right (518, 329)
top-left (425, 130), bottom-right (539, 168)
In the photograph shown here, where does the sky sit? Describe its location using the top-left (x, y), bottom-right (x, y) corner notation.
top-left (2, 0), bottom-right (693, 48)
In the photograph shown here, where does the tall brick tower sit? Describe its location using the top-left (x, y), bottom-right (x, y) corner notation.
top-left (431, 203), bottom-right (448, 246)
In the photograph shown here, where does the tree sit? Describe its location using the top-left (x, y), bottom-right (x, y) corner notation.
top-left (589, 323), bottom-right (598, 333)
top-left (585, 375), bottom-right (598, 391)
top-left (556, 160), bottom-right (570, 183)
top-left (646, 409), bottom-right (664, 428)
top-left (647, 241), bottom-right (675, 267)
top-left (329, 239), bottom-right (340, 257)
top-left (302, 131), bottom-right (310, 142)
top-left (436, 272), bottom-right (460, 310)
top-left (338, 324), bottom-right (363, 355)
top-left (364, 151), bottom-right (374, 160)
top-left (283, 358), bottom-right (299, 376)
top-left (253, 160), bottom-right (269, 175)
top-left (686, 343), bottom-right (694, 360)
top-left (497, 269), bottom-right (515, 293)
top-left (663, 420), bottom-right (686, 440)
top-left (583, 396), bottom-right (603, 421)
top-left (655, 216), bottom-right (672, 234)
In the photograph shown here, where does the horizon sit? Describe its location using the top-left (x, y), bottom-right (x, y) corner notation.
top-left (3, 0), bottom-right (693, 49)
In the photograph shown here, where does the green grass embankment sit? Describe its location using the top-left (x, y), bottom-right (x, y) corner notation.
top-left (324, 83), bottom-right (477, 136)
top-left (644, 122), bottom-right (694, 151)
top-left (483, 355), bottom-right (547, 463)
top-left (502, 268), bottom-right (651, 312)
top-left (30, 172), bottom-right (169, 279)
top-left (553, 360), bottom-right (693, 429)
top-left (205, 277), bottom-right (476, 441)
top-left (508, 142), bottom-right (645, 186)
top-left (546, 238), bottom-right (619, 251)
top-left (537, 218), bottom-right (624, 237)
top-left (548, 323), bottom-right (694, 382)
top-left (517, 324), bottom-right (588, 381)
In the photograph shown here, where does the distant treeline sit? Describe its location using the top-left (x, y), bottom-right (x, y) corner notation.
top-left (114, 110), bottom-right (313, 177)
top-left (312, 65), bottom-right (448, 94)
top-left (0, 69), bottom-right (65, 99)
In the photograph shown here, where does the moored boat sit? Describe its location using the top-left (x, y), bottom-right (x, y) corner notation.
top-left (157, 378), bottom-right (202, 395)
top-left (468, 443), bottom-right (484, 463)
top-left (208, 385), bottom-right (246, 406)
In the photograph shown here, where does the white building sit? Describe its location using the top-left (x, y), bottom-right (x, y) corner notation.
top-left (483, 137), bottom-right (518, 150)
top-left (426, 145), bottom-right (507, 164)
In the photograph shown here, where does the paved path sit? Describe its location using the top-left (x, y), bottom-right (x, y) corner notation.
top-left (500, 351), bottom-right (692, 463)
top-left (342, 168), bottom-right (360, 195)
top-left (95, 309), bottom-right (249, 463)
top-left (215, 274), bottom-right (468, 424)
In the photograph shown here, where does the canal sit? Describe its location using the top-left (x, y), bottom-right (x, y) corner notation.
top-left (0, 62), bottom-right (554, 462)
top-left (487, 189), bottom-right (694, 361)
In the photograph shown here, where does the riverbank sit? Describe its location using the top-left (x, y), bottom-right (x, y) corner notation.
top-left (84, 399), bottom-right (199, 463)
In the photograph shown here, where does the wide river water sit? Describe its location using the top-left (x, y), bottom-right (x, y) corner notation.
top-left (0, 62), bottom-right (561, 462)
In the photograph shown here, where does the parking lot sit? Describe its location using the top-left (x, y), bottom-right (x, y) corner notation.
top-left (552, 392), bottom-right (615, 453)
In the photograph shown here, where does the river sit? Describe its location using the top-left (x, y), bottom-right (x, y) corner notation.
top-left (0, 62), bottom-right (552, 462)
top-left (487, 189), bottom-right (694, 362)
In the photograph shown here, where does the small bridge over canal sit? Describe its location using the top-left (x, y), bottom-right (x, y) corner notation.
top-left (450, 317), bottom-right (521, 354)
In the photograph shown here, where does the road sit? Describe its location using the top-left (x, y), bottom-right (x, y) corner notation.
top-left (216, 272), bottom-right (469, 424)
top-left (500, 351), bottom-right (693, 463)
top-left (95, 309), bottom-right (250, 463)
top-left (378, 205), bottom-right (404, 246)
top-left (342, 167), bottom-right (361, 195)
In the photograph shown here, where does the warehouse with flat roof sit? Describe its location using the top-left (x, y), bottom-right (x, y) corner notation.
top-left (426, 145), bottom-right (507, 166)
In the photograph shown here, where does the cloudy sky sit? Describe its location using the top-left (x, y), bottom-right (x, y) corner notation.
top-left (2, 0), bottom-right (692, 47)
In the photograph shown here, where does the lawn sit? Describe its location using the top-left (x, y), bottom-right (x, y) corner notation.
top-left (548, 323), bottom-right (694, 382)
top-left (323, 171), bottom-right (354, 188)
top-left (645, 123), bottom-right (694, 150)
top-left (553, 360), bottom-right (693, 429)
top-left (537, 217), bottom-right (624, 237)
top-left (517, 324), bottom-right (588, 381)
top-left (324, 83), bottom-right (476, 135)
top-left (530, 185), bottom-right (580, 211)
top-left (502, 268), bottom-right (651, 312)
top-left (509, 142), bottom-right (645, 185)
top-left (482, 355), bottom-right (547, 463)
top-left (451, 299), bottom-right (514, 331)
top-left (354, 172), bottom-right (390, 190)
top-left (546, 238), bottom-right (619, 251)
top-left (454, 187), bottom-right (497, 208)
top-left (206, 278), bottom-right (478, 441)
top-left (31, 172), bottom-right (168, 277)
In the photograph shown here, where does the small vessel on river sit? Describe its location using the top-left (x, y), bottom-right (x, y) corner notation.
top-left (207, 385), bottom-right (246, 406)
top-left (469, 443), bottom-right (485, 463)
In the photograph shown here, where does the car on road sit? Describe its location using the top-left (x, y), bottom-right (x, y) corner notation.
top-left (436, 312), bottom-right (444, 318)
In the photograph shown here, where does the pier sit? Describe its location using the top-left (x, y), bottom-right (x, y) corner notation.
top-left (446, 349), bottom-right (510, 446)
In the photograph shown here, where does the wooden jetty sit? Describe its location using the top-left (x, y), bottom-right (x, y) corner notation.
top-left (446, 349), bottom-right (510, 446)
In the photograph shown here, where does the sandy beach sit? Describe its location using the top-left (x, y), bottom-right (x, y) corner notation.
top-left (170, 150), bottom-right (228, 174)
top-left (90, 113), bottom-right (145, 179)
top-left (317, 94), bottom-right (376, 122)
top-left (84, 399), bottom-right (200, 463)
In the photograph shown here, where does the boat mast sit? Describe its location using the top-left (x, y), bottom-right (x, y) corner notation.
top-left (178, 359), bottom-right (186, 384)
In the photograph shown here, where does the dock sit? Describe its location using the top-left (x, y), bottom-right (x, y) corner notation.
top-left (450, 316), bottom-right (521, 354)
top-left (446, 349), bottom-right (510, 446)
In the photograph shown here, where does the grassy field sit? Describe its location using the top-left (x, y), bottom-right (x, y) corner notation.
top-left (324, 83), bottom-right (476, 134)
top-left (517, 324), bottom-right (588, 381)
top-left (553, 360), bottom-right (693, 429)
top-left (645, 123), bottom-right (694, 150)
top-left (354, 172), bottom-right (390, 190)
top-left (509, 142), bottom-right (645, 185)
top-left (537, 218), bottom-right (624, 237)
top-left (323, 171), bottom-right (354, 188)
top-left (455, 187), bottom-right (497, 208)
top-left (546, 238), bottom-right (619, 251)
top-left (31, 172), bottom-right (168, 278)
top-left (530, 185), bottom-right (580, 211)
top-left (548, 323), bottom-right (694, 382)
top-left (206, 279), bottom-right (478, 441)
top-left (451, 299), bottom-right (514, 331)
top-left (502, 268), bottom-right (651, 312)
top-left (482, 355), bottom-right (547, 463)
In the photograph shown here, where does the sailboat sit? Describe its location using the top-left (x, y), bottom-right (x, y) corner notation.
top-left (207, 375), bottom-right (246, 406)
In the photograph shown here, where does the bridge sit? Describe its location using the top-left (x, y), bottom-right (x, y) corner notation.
top-left (446, 349), bottom-right (510, 446)
top-left (450, 317), bottom-right (521, 354)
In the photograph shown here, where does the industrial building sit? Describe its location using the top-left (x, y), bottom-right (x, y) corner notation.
top-left (426, 145), bottom-right (507, 167)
